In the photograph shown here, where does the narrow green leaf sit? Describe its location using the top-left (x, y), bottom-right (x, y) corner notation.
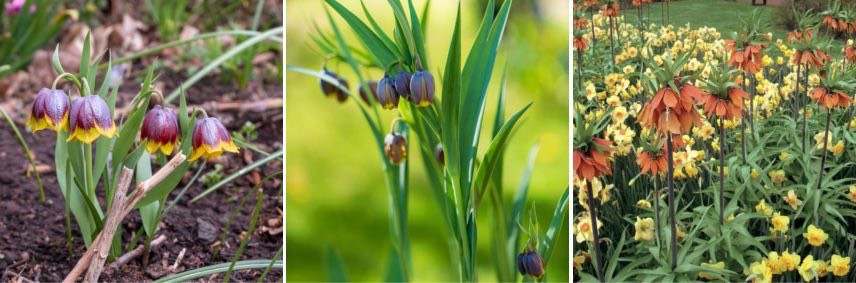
top-left (538, 186), bottom-right (569, 267)
top-left (152, 260), bottom-right (282, 283)
top-left (474, 103), bottom-right (532, 205)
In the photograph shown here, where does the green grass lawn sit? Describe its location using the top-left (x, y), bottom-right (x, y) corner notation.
top-left (623, 0), bottom-right (845, 56)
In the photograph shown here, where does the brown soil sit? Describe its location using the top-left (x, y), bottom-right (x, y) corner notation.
top-left (0, 72), bottom-right (283, 282)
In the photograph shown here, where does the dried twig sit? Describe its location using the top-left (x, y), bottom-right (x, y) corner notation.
top-left (63, 153), bottom-right (186, 283)
top-left (108, 235), bottom-right (167, 270)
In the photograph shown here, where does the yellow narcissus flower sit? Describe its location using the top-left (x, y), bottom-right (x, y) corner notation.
top-left (766, 252), bottom-right (784, 275)
top-left (818, 259), bottom-right (829, 277)
top-left (751, 169), bottom-right (760, 180)
top-left (831, 254), bottom-right (850, 276)
top-left (695, 122), bottom-right (715, 140)
top-left (634, 217), bottom-right (655, 241)
top-left (622, 65), bottom-right (634, 74)
top-left (637, 199), bottom-right (652, 209)
top-left (770, 213), bottom-right (789, 234)
top-left (750, 260), bottom-right (774, 283)
top-left (572, 251), bottom-right (589, 270)
top-left (574, 214), bottom-right (603, 243)
top-left (849, 185), bottom-right (856, 202)
top-left (799, 255), bottom-right (819, 282)
top-left (781, 250), bottom-right (801, 271)
top-left (815, 131), bottom-right (833, 149)
top-left (832, 140), bottom-right (845, 156)
top-left (612, 106), bottom-right (628, 123)
top-left (606, 95), bottom-right (621, 107)
top-left (699, 261), bottom-right (725, 280)
top-left (776, 56), bottom-right (784, 65)
top-left (67, 95), bottom-right (118, 144)
top-left (189, 117), bottom-right (240, 162)
top-left (769, 170), bottom-right (786, 185)
top-left (756, 199), bottom-right (773, 216)
top-left (784, 190), bottom-right (801, 209)
top-left (808, 74), bottom-right (820, 86)
top-left (803, 225), bottom-right (828, 247)
top-left (779, 151), bottom-right (791, 161)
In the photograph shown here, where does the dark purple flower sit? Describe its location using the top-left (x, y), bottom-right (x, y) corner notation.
top-left (141, 105), bottom-right (181, 155)
top-left (27, 88), bottom-right (69, 133)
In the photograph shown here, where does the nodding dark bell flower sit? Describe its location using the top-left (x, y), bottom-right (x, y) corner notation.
top-left (384, 132), bottom-right (407, 165)
top-left (409, 68), bottom-right (435, 107)
top-left (141, 105), bottom-right (181, 155)
top-left (394, 71), bottom-right (412, 101)
top-left (319, 68), bottom-right (349, 103)
top-left (27, 88), bottom-right (69, 133)
top-left (517, 245), bottom-right (545, 279)
top-left (434, 143), bottom-right (444, 167)
top-left (67, 95), bottom-right (117, 144)
top-left (358, 80), bottom-right (378, 105)
top-left (376, 73), bottom-right (400, 109)
top-left (189, 117), bottom-right (240, 162)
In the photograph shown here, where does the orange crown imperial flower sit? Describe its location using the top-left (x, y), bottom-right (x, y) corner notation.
top-left (811, 88), bottom-right (851, 110)
top-left (845, 44), bottom-right (856, 63)
top-left (600, 1), bottom-right (620, 17)
top-left (67, 95), bottom-right (117, 144)
top-left (189, 117), bottom-right (239, 161)
top-left (574, 138), bottom-right (613, 181)
top-left (27, 88), bottom-right (69, 133)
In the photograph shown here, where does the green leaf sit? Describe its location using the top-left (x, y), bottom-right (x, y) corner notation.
top-left (474, 103), bottom-right (532, 205)
top-left (325, 248), bottom-right (348, 282)
top-left (507, 144), bottom-right (539, 255)
top-left (136, 152), bottom-right (161, 237)
top-left (80, 31), bottom-right (91, 81)
top-left (323, 0), bottom-right (397, 67)
top-left (152, 260), bottom-right (282, 283)
top-left (539, 186), bottom-right (569, 268)
top-left (189, 148), bottom-right (284, 203)
top-left (112, 66), bottom-right (153, 172)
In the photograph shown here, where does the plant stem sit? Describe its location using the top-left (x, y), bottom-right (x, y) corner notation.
top-left (816, 108), bottom-right (831, 227)
top-left (802, 66), bottom-right (808, 154)
top-left (666, 134), bottom-right (677, 270)
top-left (654, 176), bottom-right (662, 245)
top-left (750, 74), bottom-right (756, 135)
top-left (224, 187), bottom-right (264, 283)
top-left (740, 114), bottom-right (746, 164)
top-left (719, 118), bottom-right (726, 225)
top-left (609, 16), bottom-right (616, 67)
top-left (585, 181), bottom-right (605, 283)
top-left (0, 107), bottom-right (44, 202)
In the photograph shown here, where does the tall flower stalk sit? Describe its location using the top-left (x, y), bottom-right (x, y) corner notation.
top-left (573, 106), bottom-right (613, 283)
top-left (810, 66), bottom-right (855, 198)
top-left (698, 65), bottom-right (749, 224)
top-left (637, 48), bottom-right (702, 269)
top-left (601, 0), bottom-right (620, 66)
top-left (788, 12), bottom-right (830, 152)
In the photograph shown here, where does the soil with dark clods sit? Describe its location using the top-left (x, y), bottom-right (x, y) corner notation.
top-left (0, 72), bottom-right (283, 282)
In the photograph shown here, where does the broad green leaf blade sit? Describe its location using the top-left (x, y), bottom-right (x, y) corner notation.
top-left (136, 152), bottom-right (161, 237)
top-left (474, 103), bottom-right (531, 205)
top-left (325, 248), bottom-right (348, 282)
top-left (323, 0), bottom-right (397, 67)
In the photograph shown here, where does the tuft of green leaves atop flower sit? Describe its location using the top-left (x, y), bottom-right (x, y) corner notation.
top-left (573, 103), bottom-right (612, 153)
top-left (729, 8), bottom-right (772, 48)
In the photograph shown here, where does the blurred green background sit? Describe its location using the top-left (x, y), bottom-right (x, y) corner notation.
top-left (286, 0), bottom-right (569, 281)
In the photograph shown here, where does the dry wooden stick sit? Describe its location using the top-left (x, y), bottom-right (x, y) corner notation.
top-left (108, 235), bottom-right (167, 270)
top-left (83, 168), bottom-right (134, 282)
top-left (63, 153), bottom-right (187, 283)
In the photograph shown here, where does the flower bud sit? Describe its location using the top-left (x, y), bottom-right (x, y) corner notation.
top-left (394, 71), bottom-right (412, 101)
top-left (384, 133), bottom-right (407, 165)
top-left (189, 117), bottom-right (240, 161)
top-left (67, 95), bottom-right (117, 144)
top-left (27, 88), bottom-right (69, 133)
top-left (517, 249), bottom-right (545, 279)
top-left (376, 74), bottom-right (399, 109)
top-left (319, 68), bottom-right (349, 103)
top-left (434, 143), bottom-right (444, 166)
top-left (141, 105), bottom-right (180, 155)
top-left (358, 80), bottom-right (378, 105)
top-left (409, 69), bottom-right (435, 107)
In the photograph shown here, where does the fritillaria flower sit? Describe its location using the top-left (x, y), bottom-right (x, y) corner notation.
top-left (27, 88), bottom-right (69, 133)
top-left (67, 95), bottom-right (117, 144)
top-left (358, 80), bottom-right (378, 105)
top-left (811, 88), bottom-right (852, 110)
top-left (409, 68), bottom-right (435, 107)
top-left (319, 68), bottom-right (349, 103)
top-left (434, 143), bottom-right (444, 167)
top-left (383, 132), bottom-right (407, 165)
top-left (376, 74), bottom-right (400, 109)
top-left (700, 87), bottom-right (749, 119)
top-left (599, 1), bottom-right (620, 17)
top-left (189, 117), bottom-right (239, 161)
top-left (393, 71), bottom-right (412, 101)
top-left (516, 245), bottom-right (544, 279)
top-left (725, 40), bottom-right (765, 74)
top-left (141, 105), bottom-right (181, 155)
top-left (573, 138), bottom-right (613, 181)
top-left (637, 149), bottom-right (668, 177)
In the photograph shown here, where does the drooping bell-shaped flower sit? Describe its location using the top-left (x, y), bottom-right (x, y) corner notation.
top-left (67, 95), bottom-right (117, 143)
top-left (189, 117), bottom-right (240, 161)
top-left (141, 105), bottom-right (181, 155)
top-left (319, 68), bottom-right (349, 103)
top-left (394, 71), bottom-right (412, 101)
top-left (27, 88), bottom-right (69, 133)
top-left (383, 132), bottom-right (407, 165)
top-left (376, 74), bottom-right (400, 109)
top-left (409, 68), bottom-right (435, 107)
top-left (517, 246), bottom-right (545, 279)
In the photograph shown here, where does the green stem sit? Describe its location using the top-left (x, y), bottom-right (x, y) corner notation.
top-left (0, 107), bottom-right (44, 202)
top-left (85, 144), bottom-right (95, 200)
top-left (257, 244), bottom-right (284, 283)
top-left (224, 187), bottom-right (264, 283)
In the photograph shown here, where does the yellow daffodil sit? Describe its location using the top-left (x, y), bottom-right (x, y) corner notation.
top-left (803, 225), bottom-right (828, 247)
